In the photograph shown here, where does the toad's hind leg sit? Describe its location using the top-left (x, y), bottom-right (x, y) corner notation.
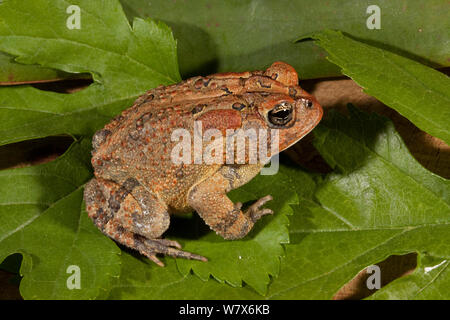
top-left (84, 178), bottom-right (207, 266)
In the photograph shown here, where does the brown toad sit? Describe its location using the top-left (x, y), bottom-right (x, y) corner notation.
top-left (83, 61), bottom-right (323, 266)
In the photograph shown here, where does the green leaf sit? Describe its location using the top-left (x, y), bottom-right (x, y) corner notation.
top-left (368, 253), bottom-right (449, 299)
top-left (173, 165), bottom-right (307, 295)
top-left (108, 166), bottom-right (317, 300)
top-left (0, 139), bottom-right (122, 299)
top-left (311, 30), bottom-right (450, 145)
top-left (0, 0), bottom-right (180, 146)
top-left (108, 251), bottom-right (262, 300)
top-left (120, 0), bottom-right (450, 79)
top-left (263, 107), bottom-right (450, 299)
top-left (109, 164), bottom-right (305, 296)
top-left (0, 52), bottom-right (77, 84)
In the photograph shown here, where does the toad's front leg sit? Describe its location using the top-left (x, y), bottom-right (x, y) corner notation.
top-left (188, 165), bottom-right (273, 240)
top-left (84, 177), bottom-right (206, 266)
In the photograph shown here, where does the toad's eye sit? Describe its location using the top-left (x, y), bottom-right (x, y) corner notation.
top-left (268, 102), bottom-right (293, 126)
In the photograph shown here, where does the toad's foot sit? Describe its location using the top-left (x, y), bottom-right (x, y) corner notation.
top-left (135, 236), bottom-right (208, 267)
top-left (189, 169), bottom-right (275, 240)
top-left (245, 195), bottom-right (273, 222)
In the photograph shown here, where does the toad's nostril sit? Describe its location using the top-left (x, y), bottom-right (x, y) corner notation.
top-left (303, 99), bottom-right (313, 108)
